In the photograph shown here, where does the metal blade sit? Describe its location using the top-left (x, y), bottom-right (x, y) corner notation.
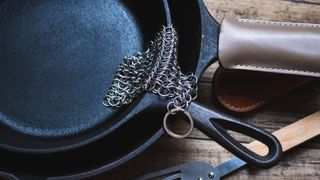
top-left (133, 161), bottom-right (218, 180)
top-left (215, 157), bottom-right (247, 178)
top-left (133, 158), bottom-right (248, 179)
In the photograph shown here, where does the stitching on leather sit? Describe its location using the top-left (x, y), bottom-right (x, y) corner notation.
top-left (214, 68), bottom-right (312, 112)
top-left (218, 97), bottom-right (264, 112)
top-left (214, 69), bottom-right (263, 112)
top-left (238, 19), bottom-right (320, 28)
top-left (230, 19), bottom-right (320, 76)
top-left (235, 64), bottom-right (320, 76)
top-left (219, 77), bottom-right (311, 112)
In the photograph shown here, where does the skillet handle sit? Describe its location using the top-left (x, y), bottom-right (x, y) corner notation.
top-left (188, 102), bottom-right (282, 168)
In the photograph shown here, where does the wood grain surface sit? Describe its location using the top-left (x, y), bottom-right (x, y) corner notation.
top-left (247, 111), bottom-right (320, 155)
top-left (99, 0), bottom-right (320, 179)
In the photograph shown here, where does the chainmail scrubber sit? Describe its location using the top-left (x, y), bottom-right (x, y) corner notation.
top-left (103, 25), bottom-right (198, 138)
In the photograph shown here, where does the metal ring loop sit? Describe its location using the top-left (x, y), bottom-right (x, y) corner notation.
top-left (163, 108), bottom-right (194, 139)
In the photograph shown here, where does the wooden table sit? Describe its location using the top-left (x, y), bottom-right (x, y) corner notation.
top-left (100, 0), bottom-right (320, 179)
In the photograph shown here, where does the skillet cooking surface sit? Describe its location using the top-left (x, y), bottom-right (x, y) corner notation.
top-left (0, 0), bottom-right (201, 152)
top-left (0, 0), bottom-right (164, 137)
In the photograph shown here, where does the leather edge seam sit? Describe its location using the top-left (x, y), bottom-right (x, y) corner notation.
top-left (214, 68), bottom-right (313, 112)
top-left (218, 17), bottom-right (227, 66)
top-left (217, 78), bottom-right (311, 112)
top-left (237, 19), bottom-right (320, 28)
top-left (234, 64), bottom-right (320, 77)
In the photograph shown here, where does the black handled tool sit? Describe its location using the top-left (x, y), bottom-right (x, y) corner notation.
top-left (134, 111), bottom-right (320, 180)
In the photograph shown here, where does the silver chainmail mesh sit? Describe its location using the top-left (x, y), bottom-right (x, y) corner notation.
top-left (103, 26), bottom-right (198, 112)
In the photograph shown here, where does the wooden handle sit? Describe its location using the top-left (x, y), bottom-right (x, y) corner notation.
top-left (246, 111), bottom-right (320, 155)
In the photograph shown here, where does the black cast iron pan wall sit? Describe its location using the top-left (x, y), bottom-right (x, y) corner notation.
top-left (0, 0), bottom-right (281, 171)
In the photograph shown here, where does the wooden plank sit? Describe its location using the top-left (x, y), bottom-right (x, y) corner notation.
top-left (287, 0), bottom-right (320, 5)
top-left (100, 138), bottom-right (320, 179)
top-left (204, 0), bottom-right (320, 23)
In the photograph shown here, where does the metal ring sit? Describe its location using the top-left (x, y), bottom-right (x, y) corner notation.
top-left (163, 108), bottom-right (194, 139)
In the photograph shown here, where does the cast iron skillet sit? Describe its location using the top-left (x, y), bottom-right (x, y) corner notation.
top-left (0, 0), bottom-right (281, 167)
top-left (0, 111), bottom-right (165, 179)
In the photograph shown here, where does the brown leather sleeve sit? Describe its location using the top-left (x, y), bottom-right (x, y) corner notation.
top-left (213, 68), bottom-right (312, 112)
top-left (218, 17), bottom-right (320, 77)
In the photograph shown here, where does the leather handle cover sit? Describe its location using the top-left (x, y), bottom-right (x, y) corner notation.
top-left (218, 17), bottom-right (320, 77)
